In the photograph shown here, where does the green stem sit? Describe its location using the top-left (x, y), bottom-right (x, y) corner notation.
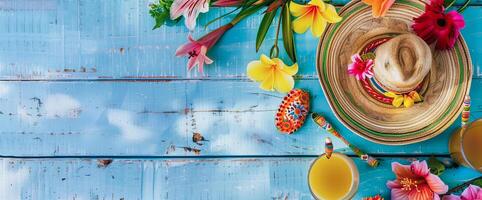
top-left (270, 9), bottom-right (283, 58)
top-left (445, 0), bottom-right (456, 9)
top-left (230, 3), bottom-right (265, 25)
top-left (457, 0), bottom-right (471, 13)
top-left (204, 7), bottom-right (241, 29)
top-left (446, 176), bottom-right (482, 194)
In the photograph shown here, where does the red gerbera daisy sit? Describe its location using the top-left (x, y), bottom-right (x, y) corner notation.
top-left (412, 0), bottom-right (465, 50)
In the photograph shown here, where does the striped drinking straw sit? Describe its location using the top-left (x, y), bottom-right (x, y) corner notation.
top-left (312, 112), bottom-right (379, 167)
top-left (325, 137), bottom-right (334, 159)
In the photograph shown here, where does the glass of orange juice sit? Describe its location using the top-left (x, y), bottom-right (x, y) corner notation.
top-left (308, 152), bottom-right (359, 200)
top-left (449, 119), bottom-right (482, 172)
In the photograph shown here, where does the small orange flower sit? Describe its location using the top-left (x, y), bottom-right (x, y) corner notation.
top-left (362, 0), bottom-right (395, 18)
top-left (363, 195), bottom-right (384, 200)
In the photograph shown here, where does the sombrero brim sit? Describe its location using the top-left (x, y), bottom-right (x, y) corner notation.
top-left (316, 0), bottom-right (472, 145)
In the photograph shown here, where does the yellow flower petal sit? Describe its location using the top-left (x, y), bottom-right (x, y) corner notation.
top-left (322, 4), bottom-right (342, 23)
top-left (292, 11), bottom-right (313, 34)
top-left (247, 56), bottom-right (298, 94)
top-left (392, 96), bottom-right (404, 107)
top-left (409, 91), bottom-right (422, 102)
top-left (247, 60), bottom-right (271, 81)
top-left (274, 70), bottom-right (295, 93)
top-left (259, 72), bottom-right (275, 91)
top-left (384, 92), bottom-right (398, 98)
top-left (281, 62), bottom-right (299, 76)
top-left (289, 1), bottom-right (310, 17)
top-left (309, 0), bottom-right (326, 10)
top-left (403, 96), bottom-right (414, 108)
top-left (272, 58), bottom-right (298, 75)
top-left (311, 11), bottom-right (327, 37)
top-left (260, 54), bottom-right (276, 65)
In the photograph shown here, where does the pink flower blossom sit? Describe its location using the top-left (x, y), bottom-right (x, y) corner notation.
top-left (176, 24), bottom-right (233, 73)
top-left (387, 160), bottom-right (448, 200)
top-left (175, 35), bottom-right (213, 73)
top-left (347, 54), bottom-right (374, 80)
top-left (442, 185), bottom-right (482, 200)
top-left (170, 0), bottom-right (210, 30)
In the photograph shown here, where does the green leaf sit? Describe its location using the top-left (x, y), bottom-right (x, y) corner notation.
top-left (427, 156), bottom-right (445, 176)
top-left (281, 4), bottom-right (296, 63)
top-left (150, 10), bottom-right (169, 30)
top-left (149, 0), bottom-right (175, 30)
top-left (204, 7), bottom-right (241, 29)
top-left (256, 8), bottom-right (278, 52)
top-left (474, 178), bottom-right (482, 187)
top-left (231, 3), bottom-right (266, 25)
top-left (361, 52), bottom-right (375, 61)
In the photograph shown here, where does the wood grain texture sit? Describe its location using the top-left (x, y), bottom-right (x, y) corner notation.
top-left (0, 157), bottom-right (479, 200)
top-left (0, 1), bottom-right (480, 199)
top-left (0, 1), bottom-right (480, 80)
top-left (0, 79), bottom-right (480, 156)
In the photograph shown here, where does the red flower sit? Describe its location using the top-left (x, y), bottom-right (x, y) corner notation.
top-left (412, 0), bottom-right (465, 50)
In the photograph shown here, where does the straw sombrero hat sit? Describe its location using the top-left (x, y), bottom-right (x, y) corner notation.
top-left (316, 0), bottom-right (472, 145)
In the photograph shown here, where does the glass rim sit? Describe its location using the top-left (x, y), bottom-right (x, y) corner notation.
top-left (307, 152), bottom-right (360, 200)
top-left (458, 118), bottom-right (482, 172)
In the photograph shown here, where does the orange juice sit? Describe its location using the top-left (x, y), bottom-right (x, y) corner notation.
top-left (308, 153), bottom-right (359, 200)
top-left (449, 119), bottom-right (482, 172)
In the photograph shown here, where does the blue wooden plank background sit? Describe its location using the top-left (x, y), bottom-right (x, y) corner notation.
top-left (0, 0), bottom-right (480, 199)
top-left (0, 157), bottom-right (480, 199)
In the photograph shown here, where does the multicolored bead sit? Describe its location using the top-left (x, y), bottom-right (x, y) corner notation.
top-left (275, 89), bottom-right (310, 134)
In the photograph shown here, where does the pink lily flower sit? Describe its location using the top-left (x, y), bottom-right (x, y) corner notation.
top-left (442, 185), bottom-right (482, 200)
top-left (176, 24), bottom-right (233, 73)
top-left (170, 0), bottom-right (210, 30)
top-left (387, 160), bottom-right (449, 200)
top-left (176, 35), bottom-right (213, 73)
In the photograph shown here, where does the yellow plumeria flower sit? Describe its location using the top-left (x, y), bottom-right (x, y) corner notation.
top-left (384, 91), bottom-right (423, 108)
top-left (247, 54), bottom-right (298, 93)
top-left (289, 0), bottom-right (342, 37)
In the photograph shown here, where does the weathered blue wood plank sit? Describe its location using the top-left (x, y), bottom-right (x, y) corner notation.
top-left (0, 1), bottom-right (480, 80)
top-left (0, 157), bottom-right (479, 200)
top-left (0, 79), bottom-right (480, 156)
